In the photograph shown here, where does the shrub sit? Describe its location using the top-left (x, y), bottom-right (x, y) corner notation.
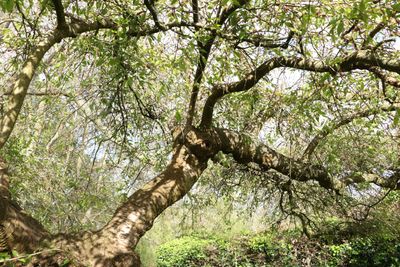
top-left (328, 237), bottom-right (400, 267)
top-left (156, 236), bottom-right (215, 267)
top-left (155, 229), bottom-right (400, 267)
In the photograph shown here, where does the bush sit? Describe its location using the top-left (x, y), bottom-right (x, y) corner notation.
top-left (156, 236), bottom-right (216, 267)
top-left (155, 230), bottom-right (400, 267)
top-left (328, 237), bottom-right (400, 267)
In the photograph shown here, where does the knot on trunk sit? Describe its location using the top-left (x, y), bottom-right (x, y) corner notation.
top-left (172, 127), bottom-right (217, 161)
top-left (184, 129), bottom-right (217, 161)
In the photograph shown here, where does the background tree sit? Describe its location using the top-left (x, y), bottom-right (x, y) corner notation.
top-left (0, 0), bottom-right (399, 266)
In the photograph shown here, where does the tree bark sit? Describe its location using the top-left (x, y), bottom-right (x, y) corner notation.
top-left (1, 2), bottom-right (399, 265)
top-left (0, 128), bottom-right (210, 266)
top-left (50, 139), bottom-right (208, 266)
top-left (1, 125), bottom-right (399, 266)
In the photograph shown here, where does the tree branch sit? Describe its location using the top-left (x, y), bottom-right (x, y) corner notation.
top-left (65, 12), bottom-right (193, 37)
top-left (199, 58), bottom-right (280, 128)
top-left (199, 51), bottom-right (400, 128)
top-left (192, 0), bottom-right (199, 23)
top-left (303, 105), bottom-right (398, 158)
top-left (210, 128), bottom-right (337, 190)
top-left (369, 67), bottom-right (400, 88)
top-left (2, 91), bottom-right (71, 97)
top-left (185, 0), bottom-right (249, 128)
top-left (51, 0), bottom-right (67, 29)
top-left (143, 0), bottom-right (165, 30)
top-left (362, 22), bottom-right (385, 48)
top-left (238, 30), bottom-right (294, 49)
top-left (0, 10), bottom-right (203, 150)
top-left (0, 18), bottom-right (125, 150)
top-left (208, 128), bottom-right (400, 191)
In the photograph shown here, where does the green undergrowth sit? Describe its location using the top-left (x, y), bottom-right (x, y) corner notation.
top-left (155, 224), bottom-right (400, 267)
top-left (136, 195), bottom-right (400, 266)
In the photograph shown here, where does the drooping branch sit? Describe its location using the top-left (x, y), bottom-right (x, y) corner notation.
top-left (0, 13), bottom-right (200, 150)
top-left (303, 105), bottom-right (399, 158)
top-left (199, 51), bottom-right (400, 128)
top-left (15, 2), bottom-right (38, 34)
top-left (0, 16), bottom-right (122, 150)
top-left (207, 128), bottom-right (400, 191)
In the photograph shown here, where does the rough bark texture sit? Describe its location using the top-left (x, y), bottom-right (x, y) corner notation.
top-left (0, 157), bottom-right (50, 264)
top-left (51, 145), bottom-right (208, 266)
top-left (0, 128), bottom-right (212, 266)
top-left (0, 34), bottom-right (59, 149)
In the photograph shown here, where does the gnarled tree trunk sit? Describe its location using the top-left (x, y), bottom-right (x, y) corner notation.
top-left (0, 128), bottom-right (211, 266)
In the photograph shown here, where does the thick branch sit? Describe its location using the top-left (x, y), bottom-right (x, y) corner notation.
top-left (52, 134), bottom-right (211, 265)
top-left (0, 18), bottom-right (119, 150)
top-left (51, 0), bottom-right (67, 29)
top-left (0, 159), bottom-right (49, 255)
top-left (211, 128), bottom-right (336, 190)
top-left (200, 51), bottom-right (400, 128)
top-left (344, 171), bottom-right (400, 190)
top-left (0, 34), bottom-right (60, 149)
top-left (200, 58), bottom-right (280, 128)
top-left (369, 67), bottom-right (400, 88)
top-left (186, 40), bottom-right (213, 127)
top-left (210, 128), bottom-right (400, 191)
top-left (65, 12), bottom-right (192, 37)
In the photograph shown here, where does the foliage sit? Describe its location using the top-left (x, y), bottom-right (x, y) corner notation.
top-left (155, 227), bottom-right (400, 267)
top-left (156, 235), bottom-right (216, 267)
top-left (0, 0), bottom-right (399, 264)
top-left (151, 196), bottom-right (400, 266)
top-left (328, 237), bottom-right (400, 267)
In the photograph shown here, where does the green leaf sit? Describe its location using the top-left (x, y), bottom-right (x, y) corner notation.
top-left (0, 252), bottom-right (10, 260)
top-left (61, 259), bottom-right (71, 267)
top-left (393, 3), bottom-right (400, 12)
top-left (1, 0), bottom-right (14, 12)
top-left (337, 20), bottom-right (344, 35)
top-left (393, 109), bottom-right (400, 126)
top-left (175, 110), bottom-right (182, 122)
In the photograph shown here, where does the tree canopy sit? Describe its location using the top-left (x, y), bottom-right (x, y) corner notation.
top-left (0, 0), bottom-right (399, 266)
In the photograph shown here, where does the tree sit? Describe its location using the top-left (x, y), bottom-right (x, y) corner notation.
top-left (0, 0), bottom-right (399, 265)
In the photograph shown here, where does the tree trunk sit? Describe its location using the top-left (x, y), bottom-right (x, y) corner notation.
top-left (50, 141), bottom-right (208, 266)
top-left (1, 129), bottom-right (210, 266)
